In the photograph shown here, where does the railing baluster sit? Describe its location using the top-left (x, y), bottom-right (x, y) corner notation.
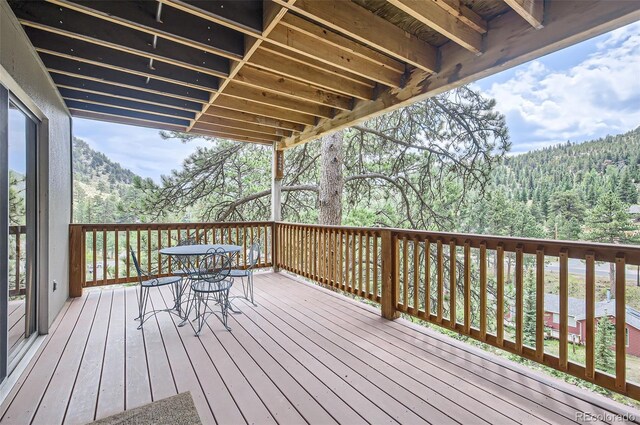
top-left (585, 252), bottom-right (595, 379)
top-left (449, 240), bottom-right (456, 328)
top-left (344, 232), bottom-right (349, 290)
top-left (616, 255), bottom-right (626, 391)
top-left (359, 233), bottom-right (364, 297)
top-left (496, 244), bottom-right (504, 346)
top-left (373, 234), bottom-right (379, 300)
top-left (15, 231), bottom-right (21, 295)
top-left (366, 233), bottom-right (371, 299)
top-left (103, 229), bottom-right (107, 285)
top-left (92, 229), bottom-right (97, 286)
top-left (515, 245), bottom-right (524, 353)
top-left (126, 229), bottom-right (130, 280)
top-left (147, 229), bottom-right (152, 275)
top-left (536, 248), bottom-right (545, 360)
top-left (437, 239), bottom-right (443, 323)
top-left (114, 230), bottom-right (119, 283)
top-left (559, 249), bottom-right (568, 370)
top-left (413, 238), bottom-right (419, 312)
top-left (424, 239), bottom-right (430, 318)
top-left (403, 237), bottom-right (409, 312)
top-left (480, 242), bottom-right (487, 340)
top-left (464, 240), bottom-right (471, 334)
top-left (352, 231), bottom-right (357, 294)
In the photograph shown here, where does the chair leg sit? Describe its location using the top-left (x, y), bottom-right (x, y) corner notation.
top-left (137, 286), bottom-right (150, 330)
top-left (221, 289), bottom-right (231, 331)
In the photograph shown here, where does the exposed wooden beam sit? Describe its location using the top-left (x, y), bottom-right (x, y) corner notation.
top-left (504, 0), bottom-right (545, 29)
top-left (435, 0), bottom-right (487, 34)
top-left (221, 83), bottom-right (334, 118)
top-left (190, 124), bottom-right (281, 143)
top-left (66, 100), bottom-right (191, 126)
top-left (214, 95), bottom-right (315, 126)
top-left (191, 128), bottom-right (277, 145)
top-left (14, 2), bottom-right (229, 77)
top-left (185, 0), bottom-right (295, 133)
top-left (281, 0), bottom-right (640, 148)
top-left (235, 65), bottom-right (352, 110)
top-left (250, 47), bottom-right (373, 100)
top-left (28, 28), bottom-right (219, 92)
top-left (45, 0), bottom-right (244, 61)
top-left (271, 14), bottom-right (404, 87)
top-left (70, 109), bottom-right (187, 132)
top-left (272, 0), bottom-right (438, 73)
top-left (50, 73), bottom-right (203, 112)
top-left (59, 88), bottom-right (196, 120)
top-left (203, 106), bottom-right (304, 133)
top-left (195, 115), bottom-right (293, 137)
top-left (386, 0), bottom-right (483, 54)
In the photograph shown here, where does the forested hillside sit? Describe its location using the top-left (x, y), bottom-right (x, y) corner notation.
top-left (72, 137), bottom-right (144, 223)
top-left (461, 127), bottom-right (640, 242)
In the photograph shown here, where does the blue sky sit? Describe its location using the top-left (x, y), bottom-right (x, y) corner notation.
top-left (73, 21), bottom-right (640, 181)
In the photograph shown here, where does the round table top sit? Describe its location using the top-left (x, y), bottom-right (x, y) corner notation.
top-left (159, 244), bottom-right (242, 256)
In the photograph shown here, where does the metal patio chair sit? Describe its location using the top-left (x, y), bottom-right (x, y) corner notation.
top-left (190, 248), bottom-right (234, 334)
top-left (229, 242), bottom-right (260, 306)
top-left (130, 247), bottom-right (182, 330)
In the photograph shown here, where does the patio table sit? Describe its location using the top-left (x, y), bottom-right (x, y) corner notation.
top-left (159, 244), bottom-right (242, 324)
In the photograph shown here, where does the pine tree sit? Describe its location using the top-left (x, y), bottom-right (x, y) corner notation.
top-left (595, 315), bottom-right (616, 374)
top-left (618, 170), bottom-right (638, 204)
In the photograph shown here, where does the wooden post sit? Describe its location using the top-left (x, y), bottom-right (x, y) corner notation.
top-left (381, 229), bottom-right (399, 320)
top-left (272, 144), bottom-right (284, 271)
top-left (69, 225), bottom-right (84, 298)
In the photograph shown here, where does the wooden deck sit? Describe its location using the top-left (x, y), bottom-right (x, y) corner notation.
top-left (1, 272), bottom-right (639, 425)
top-left (8, 300), bottom-right (26, 354)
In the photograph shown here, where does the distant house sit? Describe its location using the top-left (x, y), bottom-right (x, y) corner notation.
top-left (544, 294), bottom-right (640, 356)
top-left (629, 205), bottom-right (640, 223)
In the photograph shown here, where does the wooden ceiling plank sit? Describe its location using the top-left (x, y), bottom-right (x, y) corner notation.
top-left (204, 106), bottom-right (304, 132)
top-left (221, 82), bottom-right (334, 118)
top-left (70, 108), bottom-right (187, 132)
top-left (503, 0), bottom-right (545, 29)
top-left (250, 47), bottom-right (373, 100)
top-left (261, 42), bottom-right (375, 88)
top-left (214, 95), bottom-right (316, 126)
top-left (195, 115), bottom-right (293, 137)
top-left (50, 73), bottom-right (203, 112)
top-left (190, 124), bottom-right (281, 142)
top-left (20, 19), bottom-right (228, 78)
top-left (435, 0), bottom-right (488, 34)
top-left (45, 0), bottom-right (244, 61)
top-left (27, 28), bottom-right (220, 92)
top-left (61, 91), bottom-right (196, 121)
top-left (190, 128), bottom-right (277, 145)
top-left (280, 13), bottom-right (405, 73)
top-left (162, 0), bottom-right (264, 36)
top-left (281, 0), bottom-right (640, 148)
top-left (235, 65), bottom-right (352, 110)
top-left (66, 100), bottom-right (191, 126)
top-left (386, 0), bottom-right (483, 54)
top-left (268, 24), bottom-right (402, 87)
top-left (272, 0), bottom-right (437, 73)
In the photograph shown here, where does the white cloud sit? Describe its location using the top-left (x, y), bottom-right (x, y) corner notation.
top-left (486, 21), bottom-right (640, 147)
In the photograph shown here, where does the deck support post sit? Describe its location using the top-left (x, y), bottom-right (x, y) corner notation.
top-left (381, 229), bottom-right (399, 320)
top-left (69, 224), bottom-right (84, 298)
top-left (271, 144), bottom-right (284, 271)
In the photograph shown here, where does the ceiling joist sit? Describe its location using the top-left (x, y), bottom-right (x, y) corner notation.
top-left (203, 106), bottom-right (305, 133)
top-left (504, 0), bottom-right (545, 29)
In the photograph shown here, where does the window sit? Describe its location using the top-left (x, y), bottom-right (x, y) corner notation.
top-left (568, 316), bottom-right (576, 327)
top-left (553, 313), bottom-right (560, 324)
top-left (626, 327), bottom-right (630, 347)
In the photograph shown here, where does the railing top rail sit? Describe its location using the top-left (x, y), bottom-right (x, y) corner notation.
top-left (9, 225), bottom-right (26, 234)
top-left (276, 221), bottom-right (640, 265)
top-left (72, 221), bottom-right (274, 231)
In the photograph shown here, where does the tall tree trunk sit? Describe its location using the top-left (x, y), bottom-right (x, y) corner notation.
top-left (318, 131), bottom-right (344, 225)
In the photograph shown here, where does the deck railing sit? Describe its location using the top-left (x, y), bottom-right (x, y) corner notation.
top-left (69, 220), bottom-right (640, 400)
top-left (9, 225), bottom-right (26, 297)
top-left (68, 221), bottom-right (273, 297)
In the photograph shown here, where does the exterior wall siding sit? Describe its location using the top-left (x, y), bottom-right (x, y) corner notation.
top-left (1, 0), bottom-right (72, 329)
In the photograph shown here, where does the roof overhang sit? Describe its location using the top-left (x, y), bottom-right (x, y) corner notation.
top-left (8, 0), bottom-right (640, 149)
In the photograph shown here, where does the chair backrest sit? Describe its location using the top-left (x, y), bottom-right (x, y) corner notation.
top-left (197, 247), bottom-right (232, 283)
top-left (248, 243), bottom-right (261, 269)
top-left (177, 235), bottom-right (198, 246)
top-left (129, 247), bottom-right (144, 285)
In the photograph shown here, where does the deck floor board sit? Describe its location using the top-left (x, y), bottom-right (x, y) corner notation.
top-left (2, 272), bottom-right (639, 425)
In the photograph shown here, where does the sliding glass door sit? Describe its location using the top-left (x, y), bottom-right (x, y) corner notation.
top-left (1, 85), bottom-right (38, 383)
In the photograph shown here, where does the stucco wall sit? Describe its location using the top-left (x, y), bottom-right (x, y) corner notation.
top-left (1, 0), bottom-right (72, 328)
